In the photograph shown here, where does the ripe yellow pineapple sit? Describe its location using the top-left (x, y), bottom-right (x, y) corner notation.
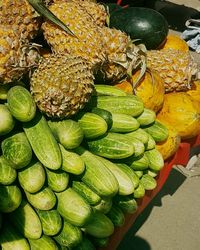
top-left (97, 27), bottom-right (146, 83)
top-left (147, 48), bottom-right (198, 92)
top-left (42, 1), bottom-right (106, 70)
top-left (0, 0), bottom-right (42, 41)
top-left (30, 54), bottom-right (94, 118)
top-left (0, 26), bottom-right (40, 84)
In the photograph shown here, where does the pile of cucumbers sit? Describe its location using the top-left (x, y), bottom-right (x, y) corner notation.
top-left (0, 84), bottom-right (168, 249)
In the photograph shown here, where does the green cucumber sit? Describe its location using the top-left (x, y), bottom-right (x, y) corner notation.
top-left (7, 85), bottom-right (36, 122)
top-left (94, 84), bottom-right (127, 96)
top-left (28, 235), bottom-right (59, 250)
top-left (53, 220), bottom-right (82, 248)
top-left (107, 206), bottom-right (125, 227)
top-left (91, 107), bottom-right (113, 130)
top-left (127, 153), bottom-right (149, 171)
top-left (114, 194), bottom-right (138, 214)
top-left (46, 168), bottom-right (69, 192)
top-left (144, 169), bottom-right (159, 178)
top-left (145, 134), bottom-right (156, 150)
top-left (143, 120), bottom-right (169, 142)
top-left (78, 112), bottom-right (108, 139)
top-left (94, 95), bottom-right (144, 117)
top-left (9, 200), bottom-right (42, 239)
top-left (36, 209), bottom-right (62, 236)
top-left (23, 112), bottom-right (62, 170)
top-left (133, 183), bottom-right (145, 199)
top-left (72, 181), bottom-right (101, 206)
top-left (90, 237), bottom-right (109, 248)
top-left (1, 132), bottom-right (32, 169)
top-left (84, 211), bottom-right (114, 238)
top-left (56, 188), bottom-right (92, 227)
top-left (25, 186), bottom-right (56, 210)
top-left (0, 155), bottom-right (17, 185)
top-left (116, 163), bottom-right (140, 189)
top-left (18, 161), bottom-right (46, 193)
top-left (48, 119), bottom-right (84, 150)
top-left (60, 144), bottom-right (85, 175)
top-left (0, 223), bottom-right (30, 250)
top-left (136, 108), bottom-right (156, 126)
top-left (0, 104), bottom-right (15, 136)
top-left (0, 184), bottom-right (22, 213)
top-left (125, 128), bottom-right (149, 145)
top-left (93, 197), bottom-right (112, 214)
top-left (95, 155), bottom-right (134, 196)
top-left (87, 132), bottom-right (135, 159)
top-left (110, 113), bottom-right (140, 133)
top-left (135, 170), bottom-right (144, 179)
top-left (140, 174), bottom-right (157, 190)
top-left (73, 237), bottom-right (95, 250)
top-left (75, 147), bottom-right (119, 197)
top-left (145, 148), bottom-right (164, 171)
top-left (125, 137), bottom-right (145, 157)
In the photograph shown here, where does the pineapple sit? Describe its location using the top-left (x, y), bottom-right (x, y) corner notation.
top-left (30, 54), bottom-right (94, 118)
top-left (42, 1), bottom-right (106, 70)
top-left (97, 27), bottom-right (146, 83)
top-left (0, 0), bottom-right (42, 41)
top-left (147, 48), bottom-right (198, 92)
top-left (0, 26), bottom-right (40, 84)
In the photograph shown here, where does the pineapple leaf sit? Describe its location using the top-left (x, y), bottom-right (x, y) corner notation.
top-left (27, 0), bottom-right (76, 37)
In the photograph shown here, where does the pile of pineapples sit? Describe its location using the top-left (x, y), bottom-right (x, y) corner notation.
top-left (0, 0), bottom-right (199, 156)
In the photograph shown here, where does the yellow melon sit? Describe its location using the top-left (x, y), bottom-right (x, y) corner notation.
top-left (159, 34), bottom-right (189, 52)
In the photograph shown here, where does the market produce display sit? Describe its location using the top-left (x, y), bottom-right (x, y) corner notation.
top-left (0, 0), bottom-right (199, 249)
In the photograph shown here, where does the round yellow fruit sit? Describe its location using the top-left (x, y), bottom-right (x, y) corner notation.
top-left (159, 34), bottom-right (189, 52)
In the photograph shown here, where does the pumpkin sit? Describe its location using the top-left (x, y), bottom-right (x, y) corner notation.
top-left (187, 80), bottom-right (200, 113)
top-left (157, 92), bottom-right (200, 139)
top-left (159, 34), bottom-right (189, 52)
top-left (155, 123), bottom-right (181, 161)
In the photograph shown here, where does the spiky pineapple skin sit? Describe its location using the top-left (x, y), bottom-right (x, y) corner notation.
top-left (0, 26), bottom-right (40, 84)
top-left (147, 49), bottom-right (198, 92)
top-left (42, 1), bottom-right (106, 70)
top-left (0, 0), bottom-right (41, 41)
top-left (30, 54), bottom-right (94, 119)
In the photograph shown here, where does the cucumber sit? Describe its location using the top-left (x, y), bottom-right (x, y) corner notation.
top-left (46, 168), bottom-right (69, 192)
top-left (114, 194), bottom-right (138, 214)
top-left (53, 219), bottom-right (82, 248)
top-left (94, 95), bottom-right (144, 117)
top-left (93, 197), bottom-right (112, 214)
top-left (25, 186), bottom-right (56, 210)
top-left (91, 107), bottom-right (113, 130)
top-left (124, 136), bottom-right (145, 157)
top-left (135, 170), bottom-right (144, 179)
top-left (145, 134), bottom-right (156, 150)
top-left (28, 235), bottom-right (59, 250)
top-left (87, 132), bottom-right (135, 159)
top-left (9, 200), bottom-right (42, 239)
top-left (95, 155), bottom-right (134, 196)
top-left (116, 163), bottom-right (140, 189)
top-left (90, 237), bottom-right (109, 248)
top-left (140, 174), bottom-right (157, 190)
top-left (143, 120), bottom-right (169, 143)
top-left (78, 112), bottom-right (108, 139)
top-left (0, 184), bottom-right (22, 213)
top-left (127, 153), bottom-right (149, 171)
top-left (94, 84), bottom-right (127, 96)
top-left (134, 183), bottom-right (146, 199)
top-left (0, 223), bottom-right (30, 250)
top-left (125, 128), bottom-right (149, 145)
top-left (36, 209), bottom-right (62, 236)
top-left (107, 206), bottom-right (125, 227)
top-left (72, 181), bottom-right (101, 206)
top-left (1, 132), bottom-right (32, 169)
top-left (60, 144), bottom-right (85, 175)
top-left (56, 188), bottom-right (92, 227)
top-left (136, 108), bottom-right (156, 126)
top-left (84, 211), bottom-right (114, 238)
top-left (73, 237), bottom-right (95, 250)
top-left (110, 113), bottom-right (140, 133)
top-left (75, 147), bottom-right (119, 197)
top-left (18, 161), bottom-right (46, 193)
top-left (7, 85), bottom-right (36, 122)
top-left (144, 169), bottom-right (159, 178)
top-left (0, 155), bottom-right (17, 185)
top-left (48, 119), bottom-right (84, 150)
top-left (0, 104), bottom-right (15, 136)
top-left (145, 148), bottom-right (164, 171)
top-left (23, 112), bottom-right (62, 170)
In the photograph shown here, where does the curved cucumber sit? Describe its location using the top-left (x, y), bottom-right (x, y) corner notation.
top-left (94, 84), bottom-right (127, 96)
top-left (46, 168), bottom-right (69, 193)
top-left (107, 205), bottom-right (125, 227)
top-left (136, 108), bottom-right (156, 126)
top-left (0, 156), bottom-right (17, 185)
top-left (0, 104), bottom-right (15, 136)
top-left (28, 235), bottom-right (58, 250)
